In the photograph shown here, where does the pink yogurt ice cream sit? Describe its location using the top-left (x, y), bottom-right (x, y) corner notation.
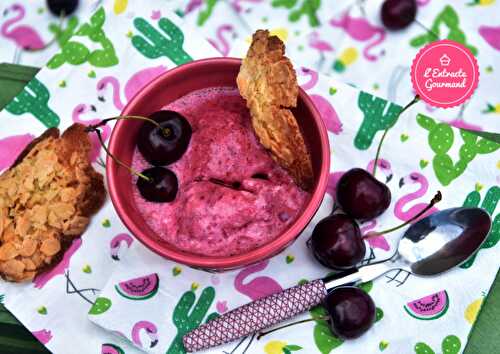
top-left (132, 87), bottom-right (309, 256)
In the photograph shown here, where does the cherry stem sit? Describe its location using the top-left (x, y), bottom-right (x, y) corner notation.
top-left (84, 114), bottom-right (176, 182)
top-left (93, 128), bottom-right (151, 182)
top-left (372, 95), bottom-right (420, 177)
top-left (363, 191), bottom-right (442, 240)
top-left (414, 19), bottom-right (440, 41)
top-left (86, 115), bottom-right (171, 138)
top-left (257, 315), bottom-right (330, 340)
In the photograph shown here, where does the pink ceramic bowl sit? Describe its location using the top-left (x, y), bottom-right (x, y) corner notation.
top-left (107, 57), bottom-right (330, 270)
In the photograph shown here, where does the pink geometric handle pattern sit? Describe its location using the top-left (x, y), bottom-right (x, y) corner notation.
top-left (182, 279), bottom-right (327, 352)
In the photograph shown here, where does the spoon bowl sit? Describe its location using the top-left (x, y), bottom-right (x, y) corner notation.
top-left (399, 207), bottom-right (492, 275)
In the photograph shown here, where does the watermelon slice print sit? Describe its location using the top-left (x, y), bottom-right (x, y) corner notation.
top-left (404, 290), bottom-right (449, 320)
top-left (102, 343), bottom-right (125, 354)
top-left (115, 273), bottom-right (159, 300)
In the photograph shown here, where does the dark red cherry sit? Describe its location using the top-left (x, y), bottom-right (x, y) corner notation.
top-left (381, 0), bottom-right (417, 30)
top-left (137, 167), bottom-right (178, 203)
top-left (310, 214), bottom-right (366, 269)
top-left (336, 168), bottom-right (391, 220)
top-left (137, 110), bottom-right (192, 166)
top-left (47, 0), bottom-right (79, 16)
top-left (325, 287), bottom-right (375, 339)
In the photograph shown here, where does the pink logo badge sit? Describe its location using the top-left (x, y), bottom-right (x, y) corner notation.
top-left (411, 40), bottom-right (479, 108)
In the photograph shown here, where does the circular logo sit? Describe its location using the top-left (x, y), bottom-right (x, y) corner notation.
top-left (411, 40), bottom-right (479, 108)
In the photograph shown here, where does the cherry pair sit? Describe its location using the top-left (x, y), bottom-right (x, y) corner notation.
top-left (87, 111), bottom-right (192, 203)
top-left (311, 168), bottom-right (391, 269)
top-left (134, 110), bottom-right (191, 203)
top-left (310, 94), bottom-right (422, 270)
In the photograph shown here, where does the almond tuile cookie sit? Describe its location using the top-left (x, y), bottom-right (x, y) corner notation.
top-left (237, 29), bottom-right (314, 190)
top-left (0, 123), bottom-right (105, 282)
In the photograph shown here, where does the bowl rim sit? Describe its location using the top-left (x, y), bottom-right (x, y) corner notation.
top-left (107, 57), bottom-right (330, 269)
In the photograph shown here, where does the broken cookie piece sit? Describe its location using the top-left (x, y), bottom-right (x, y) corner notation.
top-left (237, 29), bottom-right (314, 191)
top-left (0, 124), bottom-right (105, 282)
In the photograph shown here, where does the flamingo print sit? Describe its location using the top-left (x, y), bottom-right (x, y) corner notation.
top-left (449, 103), bottom-right (483, 131)
top-left (299, 67), bottom-right (342, 135)
top-left (330, 12), bottom-right (386, 61)
top-left (207, 24), bottom-right (235, 57)
top-left (308, 31), bottom-right (334, 64)
top-left (1, 4), bottom-right (45, 50)
top-left (185, 0), bottom-right (203, 14)
top-left (394, 172), bottom-right (439, 223)
top-left (96, 65), bottom-right (167, 111)
top-left (110, 233), bottom-right (134, 261)
top-left (234, 260), bottom-right (282, 300)
top-left (72, 104), bottom-right (111, 163)
top-left (33, 238), bottom-right (82, 289)
top-left (131, 321), bottom-right (159, 348)
top-left (231, 0), bottom-right (263, 12)
top-left (326, 158), bottom-right (393, 199)
top-left (0, 133), bottom-right (34, 172)
top-left (360, 220), bottom-right (390, 251)
top-left (32, 329), bottom-right (52, 345)
top-left (449, 119), bottom-right (483, 131)
top-left (479, 25), bottom-right (500, 51)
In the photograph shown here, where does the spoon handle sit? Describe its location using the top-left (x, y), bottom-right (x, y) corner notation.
top-left (324, 262), bottom-right (401, 290)
top-left (182, 279), bottom-right (327, 353)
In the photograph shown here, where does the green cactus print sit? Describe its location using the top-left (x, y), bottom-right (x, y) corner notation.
top-left (273, 0), bottom-right (297, 8)
top-left (311, 281), bottom-right (383, 353)
top-left (441, 335), bottom-right (461, 354)
top-left (417, 114), bottom-right (500, 186)
top-left (48, 41), bottom-right (89, 68)
top-left (0, 294), bottom-right (4, 303)
top-left (415, 342), bottom-right (434, 354)
top-left (205, 311), bottom-right (219, 323)
top-left (355, 92), bottom-right (402, 150)
top-left (166, 286), bottom-right (217, 354)
top-left (460, 186), bottom-right (500, 268)
top-left (5, 78), bottom-right (60, 128)
top-left (358, 280), bottom-right (373, 293)
top-left (132, 17), bottom-right (192, 65)
top-left (197, 0), bottom-right (218, 26)
top-left (410, 5), bottom-right (477, 55)
top-left (311, 306), bottom-right (343, 354)
top-left (272, 0), bottom-right (321, 27)
top-left (89, 297), bottom-right (112, 315)
top-left (414, 335), bottom-right (461, 354)
top-left (47, 8), bottom-right (118, 69)
top-left (49, 16), bottom-right (79, 48)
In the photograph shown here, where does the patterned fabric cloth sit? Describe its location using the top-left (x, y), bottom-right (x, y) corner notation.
top-left (1, 0), bottom-right (499, 131)
top-left (0, 1), bottom-right (499, 354)
top-left (184, 0), bottom-right (500, 131)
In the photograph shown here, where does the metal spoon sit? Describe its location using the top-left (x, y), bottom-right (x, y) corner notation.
top-left (183, 207), bottom-right (492, 353)
top-left (324, 207), bottom-right (492, 289)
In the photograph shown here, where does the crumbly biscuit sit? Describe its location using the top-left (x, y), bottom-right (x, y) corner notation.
top-left (0, 124), bottom-right (105, 282)
top-left (237, 29), bottom-right (313, 190)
